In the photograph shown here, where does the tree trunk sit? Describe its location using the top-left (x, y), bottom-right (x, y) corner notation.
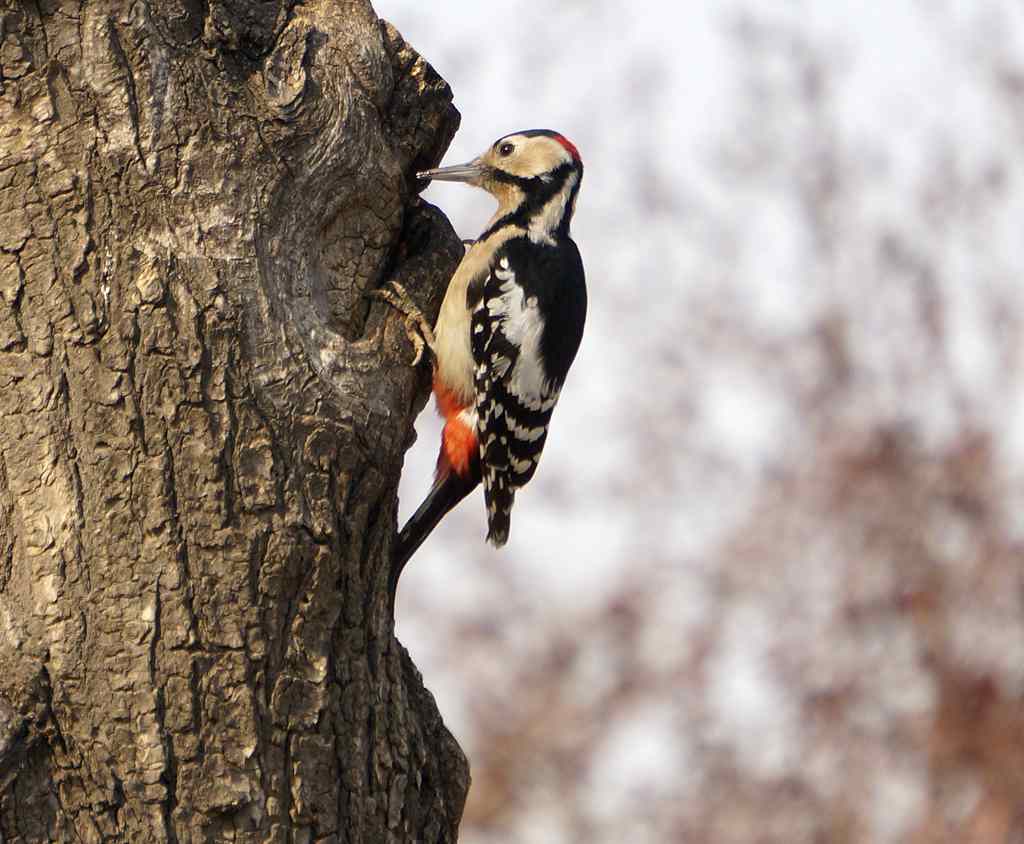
top-left (0, 1), bottom-right (468, 841)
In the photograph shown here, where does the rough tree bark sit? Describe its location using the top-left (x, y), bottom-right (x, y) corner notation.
top-left (0, 1), bottom-right (469, 841)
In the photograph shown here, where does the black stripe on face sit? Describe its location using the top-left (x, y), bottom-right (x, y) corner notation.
top-left (490, 170), bottom-right (540, 190)
top-left (557, 173), bottom-right (582, 238)
top-left (480, 163), bottom-right (578, 240)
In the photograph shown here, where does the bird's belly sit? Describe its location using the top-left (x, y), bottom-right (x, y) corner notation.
top-left (432, 225), bottom-right (525, 406)
top-left (433, 272), bottom-right (475, 404)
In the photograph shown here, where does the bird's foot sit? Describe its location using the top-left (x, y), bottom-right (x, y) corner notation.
top-left (370, 281), bottom-right (437, 366)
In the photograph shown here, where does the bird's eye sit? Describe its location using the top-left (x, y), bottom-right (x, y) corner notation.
top-left (498, 142), bottom-right (515, 157)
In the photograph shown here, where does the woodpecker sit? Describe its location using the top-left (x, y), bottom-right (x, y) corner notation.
top-left (383, 130), bottom-right (586, 582)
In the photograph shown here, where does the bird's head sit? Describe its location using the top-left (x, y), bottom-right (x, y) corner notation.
top-left (418, 130), bottom-right (583, 236)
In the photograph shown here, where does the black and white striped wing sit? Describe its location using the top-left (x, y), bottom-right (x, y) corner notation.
top-left (470, 254), bottom-right (562, 546)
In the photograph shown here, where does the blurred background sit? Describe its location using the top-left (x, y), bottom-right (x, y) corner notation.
top-left (378, 1), bottom-right (1024, 841)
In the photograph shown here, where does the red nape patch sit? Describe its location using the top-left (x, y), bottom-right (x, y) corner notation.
top-left (553, 133), bottom-right (581, 163)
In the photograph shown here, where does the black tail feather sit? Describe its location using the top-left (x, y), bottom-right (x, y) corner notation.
top-left (482, 469), bottom-right (514, 548)
top-left (389, 471), bottom-right (478, 611)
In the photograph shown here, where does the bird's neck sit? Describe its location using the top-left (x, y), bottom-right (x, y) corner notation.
top-left (481, 169), bottom-right (580, 243)
top-left (525, 170), bottom-right (579, 244)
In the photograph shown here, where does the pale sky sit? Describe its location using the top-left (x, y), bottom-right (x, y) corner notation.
top-left (373, 3), bottom-right (1024, 840)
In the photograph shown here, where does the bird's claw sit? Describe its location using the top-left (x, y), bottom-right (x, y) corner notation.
top-left (370, 281), bottom-right (437, 367)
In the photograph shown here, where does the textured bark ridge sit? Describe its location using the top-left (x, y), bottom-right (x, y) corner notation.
top-left (0, 1), bottom-right (467, 841)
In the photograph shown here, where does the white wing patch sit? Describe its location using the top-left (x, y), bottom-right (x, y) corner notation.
top-left (486, 264), bottom-right (552, 403)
